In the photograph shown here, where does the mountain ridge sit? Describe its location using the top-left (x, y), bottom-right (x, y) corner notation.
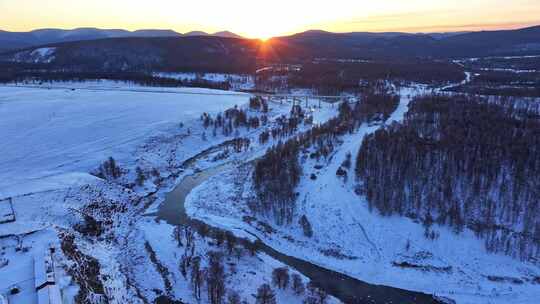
top-left (1, 25), bottom-right (539, 72)
top-left (0, 27), bottom-right (245, 51)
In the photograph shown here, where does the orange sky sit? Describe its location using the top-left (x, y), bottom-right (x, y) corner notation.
top-left (1, 0), bottom-right (539, 39)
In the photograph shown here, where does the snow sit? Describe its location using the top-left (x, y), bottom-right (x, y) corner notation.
top-left (137, 219), bottom-right (339, 304)
top-left (154, 72), bottom-right (255, 90)
top-left (0, 229), bottom-right (60, 304)
top-left (0, 198), bottom-right (15, 224)
top-left (440, 72), bottom-right (472, 90)
top-left (34, 252), bottom-right (55, 289)
top-left (0, 85), bottom-right (248, 198)
top-left (2, 80), bottom-right (248, 95)
top-left (0, 82), bottom-right (341, 304)
top-left (185, 85), bottom-right (540, 304)
top-left (31, 48), bottom-right (56, 63)
top-left (479, 68), bottom-right (538, 73)
top-left (455, 55), bottom-right (540, 62)
top-left (4, 77), bottom-right (536, 304)
top-left (13, 47), bottom-right (56, 64)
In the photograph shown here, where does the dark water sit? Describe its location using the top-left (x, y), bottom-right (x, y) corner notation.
top-left (156, 165), bottom-right (230, 225)
top-left (157, 166), bottom-right (445, 304)
top-left (257, 240), bottom-right (442, 304)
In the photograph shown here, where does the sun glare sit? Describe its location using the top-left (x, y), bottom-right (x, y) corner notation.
top-left (241, 26), bottom-right (283, 41)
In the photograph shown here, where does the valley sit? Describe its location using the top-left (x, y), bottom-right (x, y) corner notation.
top-left (0, 23), bottom-right (539, 304)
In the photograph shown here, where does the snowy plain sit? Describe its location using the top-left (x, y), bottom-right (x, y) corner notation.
top-left (0, 84), bottom-right (248, 198)
top-left (0, 84), bottom-right (249, 302)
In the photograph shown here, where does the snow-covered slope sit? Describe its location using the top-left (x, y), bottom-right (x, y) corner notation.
top-left (185, 86), bottom-right (540, 304)
top-left (12, 47), bottom-right (56, 63)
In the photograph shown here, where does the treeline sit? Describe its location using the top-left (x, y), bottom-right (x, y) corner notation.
top-left (201, 98), bottom-right (269, 138)
top-left (445, 68), bottom-right (540, 97)
top-left (284, 60), bottom-right (464, 94)
top-left (356, 94), bottom-right (540, 261)
top-left (173, 222), bottom-right (327, 304)
top-left (462, 57), bottom-right (540, 72)
top-left (253, 84), bottom-right (400, 224)
top-left (450, 85), bottom-right (540, 98)
top-left (448, 69), bottom-right (540, 97)
top-left (0, 70), bottom-right (232, 90)
top-left (253, 139), bottom-right (302, 225)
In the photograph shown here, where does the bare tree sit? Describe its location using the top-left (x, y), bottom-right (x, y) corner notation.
top-left (225, 231), bottom-right (237, 255)
top-left (184, 226), bottom-right (195, 248)
top-left (299, 215), bottom-right (313, 238)
top-left (305, 282), bottom-right (327, 304)
top-left (206, 252), bottom-right (226, 304)
top-left (255, 284), bottom-right (276, 304)
top-left (227, 290), bottom-right (241, 304)
top-left (191, 256), bottom-right (204, 300)
top-left (172, 225), bottom-right (183, 247)
top-left (135, 166), bottom-right (145, 186)
top-left (272, 267), bottom-right (290, 289)
top-left (292, 274), bottom-right (305, 295)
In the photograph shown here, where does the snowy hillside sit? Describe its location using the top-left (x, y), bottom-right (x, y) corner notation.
top-left (12, 47), bottom-right (56, 63)
top-left (185, 87), bottom-right (540, 304)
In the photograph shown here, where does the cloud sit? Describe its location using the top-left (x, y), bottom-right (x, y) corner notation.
top-left (378, 21), bottom-right (540, 33)
top-left (346, 9), bottom-right (461, 25)
top-left (336, 7), bottom-right (540, 33)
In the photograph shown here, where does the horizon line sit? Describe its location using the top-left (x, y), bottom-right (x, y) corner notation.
top-left (2, 22), bottom-right (539, 39)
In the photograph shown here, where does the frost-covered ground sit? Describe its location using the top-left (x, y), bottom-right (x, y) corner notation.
top-left (0, 83), bottom-right (339, 303)
top-left (0, 85), bottom-right (247, 197)
top-left (186, 86), bottom-right (540, 304)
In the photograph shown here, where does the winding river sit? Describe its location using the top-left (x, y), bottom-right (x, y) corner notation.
top-left (156, 165), bottom-right (444, 304)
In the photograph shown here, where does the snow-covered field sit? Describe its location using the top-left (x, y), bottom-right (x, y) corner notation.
top-left (0, 83), bottom-right (340, 304)
top-left (0, 85), bottom-right (247, 198)
top-left (0, 84), bottom-right (248, 303)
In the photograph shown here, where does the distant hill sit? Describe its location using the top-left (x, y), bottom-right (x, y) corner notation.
top-left (1, 25), bottom-right (539, 73)
top-left (269, 25), bottom-right (540, 60)
top-left (214, 31), bottom-right (244, 39)
top-left (1, 36), bottom-right (261, 73)
top-left (183, 31), bottom-right (244, 38)
top-left (437, 25), bottom-right (540, 57)
top-left (131, 29), bottom-right (182, 37)
top-left (184, 31), bottom-right (210, 37)
top-left (0, 28), bottom-right (243, 51)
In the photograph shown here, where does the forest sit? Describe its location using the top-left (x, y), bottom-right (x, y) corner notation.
top-left (285, 60), bottom-right (464, 94)
top-left (355, 94), bottom-right (540, 261)
top-left (448, 70), bottom-right (540, 97)
top-left (0, 70), bottom-right (232, 90)
top-left (253, 83), bottom-right (400, 225)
